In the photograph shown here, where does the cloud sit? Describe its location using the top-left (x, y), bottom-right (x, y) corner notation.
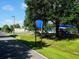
top-left (4, 19), bottom-right (13, 25)
top-left (21, 3), bottom-right (28, 9)
top-left (15, 20), bottom-right (23, 25)
top-left (2, 4), bottom-right (14, 11)
top-left (0, 19), bottom-right (23, 27)
top-left (3, 19), bottom-right (23, 26)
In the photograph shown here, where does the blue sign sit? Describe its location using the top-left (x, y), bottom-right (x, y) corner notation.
top-left (35, 19), bottom-right (43, 29)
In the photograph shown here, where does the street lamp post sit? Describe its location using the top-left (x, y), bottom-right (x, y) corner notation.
top-left (12, 16), bottom-right (15, 35)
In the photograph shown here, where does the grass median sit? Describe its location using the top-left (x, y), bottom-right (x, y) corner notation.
top-left (16, 34), bottom-right (79, 59)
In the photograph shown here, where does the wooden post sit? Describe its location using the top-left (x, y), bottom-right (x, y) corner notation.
top-left (35, 27), bottom-right (37, 45)
top-left (40, 28), bottom-right (43, 48)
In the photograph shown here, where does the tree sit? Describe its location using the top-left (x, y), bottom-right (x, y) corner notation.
top-left (70, 1), bottom-right (79, 33)
top-left (0, 27), bottom-right (1, 31)
top-left (15, 24), bottom-right (20, 28)
top-left (24, 0), bottom-right (48, 30)
top-left (2, 25), bottom-right (10, 33)
top-left (25, 0), bottom-right (76, 39)
top-left (14, 24), bottom-right (20, 28)
top-left (10, 25), bottom-right (14, 33)
top-left (46, 0), bottom-right (76, 39)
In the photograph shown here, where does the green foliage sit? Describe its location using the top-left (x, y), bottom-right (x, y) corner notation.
top-left (2, 25), bottom-right (10, 33)
top-left (24, 0), bottom-right (78, 39)
top-left (9, 25), bottom-right (14, 32)
top-left (14, 24), bottom-right (20, 28)
top-left (28, 22), bottom-right (35, 31)
top-left (24, 18), bottom-right (30, 27)
top-left (74, 2), bottom-right (79, 14)
top-left (24, 0), bottom-right (77, 26)
top-left (2, 24), bottom-right (20, 33)
top-left (0, 27), bottom-right (1, 31)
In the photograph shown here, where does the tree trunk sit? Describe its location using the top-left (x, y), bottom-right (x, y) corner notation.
top-left (56, 19), bottom-right (60, 40)
top-left (77, 28), bottom-right (79, 33)
top-left (76, 25), bottom-right (79, 33)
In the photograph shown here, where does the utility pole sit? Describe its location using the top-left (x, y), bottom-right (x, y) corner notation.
top-left (12, 16), bottom-right (15, 35)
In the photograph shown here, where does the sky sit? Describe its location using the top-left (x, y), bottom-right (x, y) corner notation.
top-left (0, 0), bottom-right (27, 27)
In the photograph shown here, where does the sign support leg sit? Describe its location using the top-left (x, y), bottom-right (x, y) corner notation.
top-left (35, 28), bottom-right (37, 46)
top-left (40, 29), bottom-right (43, 48)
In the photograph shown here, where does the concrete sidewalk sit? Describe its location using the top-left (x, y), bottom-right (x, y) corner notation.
top-left (0, 37), bottom-right (16, 40)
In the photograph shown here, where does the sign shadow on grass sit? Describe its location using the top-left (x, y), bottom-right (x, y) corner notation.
top-left (19, 40), bottom-right (51, 49)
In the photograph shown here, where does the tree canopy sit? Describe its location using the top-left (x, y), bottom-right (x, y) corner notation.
top-left (25, 0), bottom-right (76, 22)
top-left (24, 0), bottom-right (78, 38)
top-left (2, 25), bottom-right (10, 33)
top-left (14, 24), bottom-right (20, 28)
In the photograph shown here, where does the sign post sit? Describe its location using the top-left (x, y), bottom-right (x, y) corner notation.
top-left (40, 28), bottom-right (43, 48)
top-left (35, 27), bottom-right (37, 45)
top-left (35, 19), bottom-right (43, 47)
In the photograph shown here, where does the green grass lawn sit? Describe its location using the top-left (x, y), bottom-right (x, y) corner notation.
top-left (16, 34), bottom-right (79, 59)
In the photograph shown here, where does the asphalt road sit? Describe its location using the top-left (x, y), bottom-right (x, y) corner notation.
top-left (0, 31), bottom-right (15, 40)
top-left (0, 31), bottom-right (7, 36)
top-left (0, 31), bottom-right (46, 59)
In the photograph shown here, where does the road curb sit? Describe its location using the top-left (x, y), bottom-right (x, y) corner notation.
top-left (25, 45), bottom-right (48, 59)
top-left (32, 50), bottom-right (48, 59)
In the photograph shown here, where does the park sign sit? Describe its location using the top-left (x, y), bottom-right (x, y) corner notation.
top-left (35, 19), bottom-right (43, 29)
top-left (35, 19), bottom-right (43, 47)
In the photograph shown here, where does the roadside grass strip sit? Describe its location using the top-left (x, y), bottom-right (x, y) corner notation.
top-left (16, 34), bottom-right (79, 59)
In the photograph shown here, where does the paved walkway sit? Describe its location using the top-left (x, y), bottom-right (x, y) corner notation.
top-left (0, 31), bottom-right (47, 59)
